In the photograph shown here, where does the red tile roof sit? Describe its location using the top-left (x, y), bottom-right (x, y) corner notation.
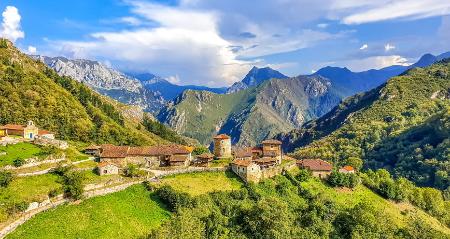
top-left (341, 165), bottom-right (355, 171)
top-left (38, 130), bottom-right (53, 136)
top-left (213, 134), bottom-right (230, 139)
top-left (233, 147), bottom-right (253, 158)
top-left (298, 159), bottom-right (332, 171)
top-left (99, 144), bottom-right (190, 158)
top-left (232, 159), bottom-right (253, 167)
top-left (0, 124), bottom-right (24, 130)
top-left (100, 145), bottom-right (129, 158)
top-left (85, 145), bottom-right (101, 150)
top-left (197, 153), bottom-right (214, 159)
top-left (261, 139), bottom-right (282, 145)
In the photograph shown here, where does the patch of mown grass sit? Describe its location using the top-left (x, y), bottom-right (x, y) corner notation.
top-left (0, 174), bottom-right (61, 205)
top-left (158, 171), bottom-right (243, 196)
top-left (7, 184), bottom-right (170, 239)
top-left (0, 143), bottom-right (44, 167)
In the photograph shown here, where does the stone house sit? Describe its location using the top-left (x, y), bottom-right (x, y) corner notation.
top-left (194, 153), bottom-right (214, 167)
top-left (253, 157), bottom-right (278, 169)
top-left (97, 162), bottom-right (120, 175)
top-left (84, 145), bottom-right (102, 156)
top-left (37, 130), bottom-right (55, 139)
top-left (261, 139), bottom-right (282, 162)
top-left (298, 159), bottom-right (333, 178)
top-left (231, 159), bottom-right (262, 183)
top-left (99, 144), bottom-right (192, 167)
top-left (213, 134), bottom-right (232, 158)
top-left (233, 147), bottom-right (253, 161)
top-left (339, 165), bottom-right (355, 174)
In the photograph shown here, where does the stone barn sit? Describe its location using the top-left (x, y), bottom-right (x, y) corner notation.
top-left (298, 159), bottom-right (333, 178)
top-left (97, 162), bottom-right (120, 175)
top-left (213, 134), bottom-right (232, 158)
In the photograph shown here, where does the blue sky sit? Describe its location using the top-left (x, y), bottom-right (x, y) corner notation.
top-left (1, 0), bottom-right (449, 86)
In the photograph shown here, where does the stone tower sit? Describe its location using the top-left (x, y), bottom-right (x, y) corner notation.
top-left (213, 134), bottom-right (232, 158)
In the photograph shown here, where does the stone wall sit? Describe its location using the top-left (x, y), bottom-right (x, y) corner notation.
top-left (1, 154), bottom-right (66, 170)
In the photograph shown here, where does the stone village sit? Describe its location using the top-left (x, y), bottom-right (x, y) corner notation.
top-left (86, 133), bottom-right (354, 183)
top-left (0, 121), bottom-right (354, 183)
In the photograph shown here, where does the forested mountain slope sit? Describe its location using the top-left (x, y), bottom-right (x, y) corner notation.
top-left (158, 75), bottom-right (342, 145)
top-left (0, 39), bottom-right (167, 146)
top-left (279, 59), bottom-right (450, 189)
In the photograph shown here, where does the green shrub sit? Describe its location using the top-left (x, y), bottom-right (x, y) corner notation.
top-left (0, 170), bottom-right (14, 187)
top-left (156, 185), bottom-right (193, 212)
top-left (13, 158), bottom-right (26, 167)
top-left (62, 171), bottom-right (84, 200)
top-left (123, 164), bottom-right (144, 178)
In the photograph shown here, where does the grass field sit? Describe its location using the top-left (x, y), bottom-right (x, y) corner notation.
top-left (0, 174), bottom-right (61, 205)
top-left (157, 171), bottom-right (243, 196)
top-left (0, 143), bottom-right (44, 167)
top-left (7, 184), bottom-right (170, 239)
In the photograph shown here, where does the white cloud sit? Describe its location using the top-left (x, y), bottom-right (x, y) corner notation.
top-left (359, 44), bottom-right (368, 50)
top-left (52, 1), bottom-right (250, 87)
top-left (0, 6), bottom-right (24, 42)
top-left (27, 45), bottom-right (37, 54)
top-left (337, 55), bottom-right (411, 72)
top-left (384, 43), bottom-right (395, 51)
top-left (341, 0), bottom-right (450, 24)
top-left (166, 75), bottom-right (181, 84)
top-left (317, 23), bottom-right (328, 28)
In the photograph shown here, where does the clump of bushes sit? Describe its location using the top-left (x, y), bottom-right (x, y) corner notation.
top-left (155, 185), bottom-right (193, 212)
top-left (327, 171), bottom-right (360, 188)
top-left (0, 170), bottom-right (14, 187)
top-left (123, 165), bottom-right (145, 178)
top-left (13, 158), bottom-right (26, 167)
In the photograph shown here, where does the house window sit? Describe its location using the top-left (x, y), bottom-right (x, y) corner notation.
top-left (103, 170), bottom-right (108, 174)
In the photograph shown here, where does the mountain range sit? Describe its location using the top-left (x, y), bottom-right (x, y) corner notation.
top-left (36, 56), bottom-right (227, 113)
top-left (278, 59), bottom-right (450, 189)
top-left (312, 51), bottom-right (450, 96)
top-left (157, 75), bottom-right (342, 146)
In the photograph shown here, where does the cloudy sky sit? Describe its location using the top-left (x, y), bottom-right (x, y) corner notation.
top-left (1, 0), bottom-right (449, 86)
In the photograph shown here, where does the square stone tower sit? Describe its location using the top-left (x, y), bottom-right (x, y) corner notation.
top-left (213, 134), bottom-right (232, 158)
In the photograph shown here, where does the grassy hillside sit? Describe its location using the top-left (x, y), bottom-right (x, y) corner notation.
top-left (7, 185), bottom-right (170, 239)
top-left (6, 172), bottom-right (448, 238)
top-left (281, 60), bottom-right (450, 189)
top-left (150, 172), bottom-right (448, 238)
top-left (0, 39), bottom-right (166, 146)
top-left (158, 76), bottom-right (341, 145)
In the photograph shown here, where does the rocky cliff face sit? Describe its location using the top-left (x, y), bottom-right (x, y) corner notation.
top-left (158, 76), bottom-right (342, 146)
top-left (227, 66), bottom-right (288, 93)
top-left (35, 56), bottom-right (165, 112)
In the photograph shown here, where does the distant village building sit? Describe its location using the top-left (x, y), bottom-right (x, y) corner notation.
top-left (339, 165), bottom-right (355, 174)
top-left (195, 153), bottom-right (214, 167)
top-left (23, 121), bottom-right (39, 139)
top-left (233, 148), bottom-right (253, 161)
top-left (0, 121), bottom-right (54, 140)
top-left (98, 144), bottom-right (192, 168)
top-left (84, 145), bottom-right (102, 156)
top-left (261, 139), bottom-right (282, 163)
top-left (97, 162), bottom-right (120, 175)
top-left (298, 159), bottom-right (333, 178)
top-left (37, 130), bottom-right (55, 139)
top-left (213, 134), bottom-right (232, 158)
top-left (231, 159), bottom-right (262, 182)
top-left (230, 138), bottom-right (291, 183)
